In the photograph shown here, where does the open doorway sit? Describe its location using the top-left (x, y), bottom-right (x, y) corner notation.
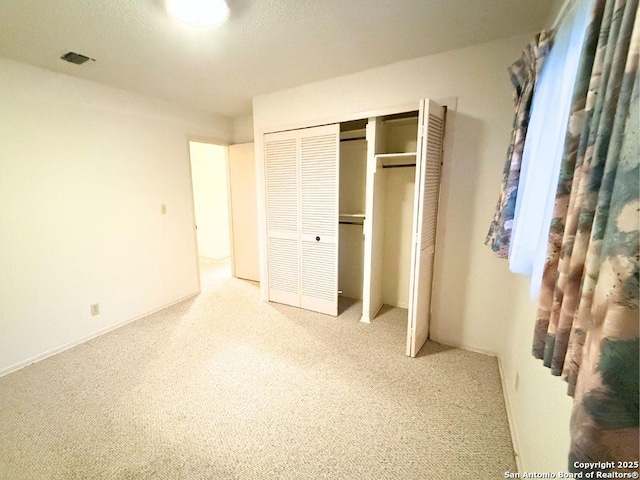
top-left (189, 141), bottom-right (232, 292)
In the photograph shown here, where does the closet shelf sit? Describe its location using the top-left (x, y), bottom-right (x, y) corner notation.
top-left (376, 152), bottom-right (417, 168)
top-left (339, 213), bottom-right (365, 225)
top-left (375, 152), bottom-right (417, 160)
top-left (340, 129), bottom-right (367, 142)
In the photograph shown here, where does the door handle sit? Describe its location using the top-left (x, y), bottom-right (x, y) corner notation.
top-left (316, 236), bottom-right (320, 242)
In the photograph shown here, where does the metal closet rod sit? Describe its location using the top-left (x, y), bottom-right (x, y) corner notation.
top-left (339, 221), bottom-right (364, 226)
top-left (382, 164), bottom-right (416, 169)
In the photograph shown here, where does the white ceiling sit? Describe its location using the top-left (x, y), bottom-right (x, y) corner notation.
top-left (0, 0), bottom-right (556, 117)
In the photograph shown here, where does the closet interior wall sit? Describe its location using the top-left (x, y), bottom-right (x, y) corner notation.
top-left (377, 113), bottom-right (420, 310)
top-left (338, 120), bottom-right (367, 305)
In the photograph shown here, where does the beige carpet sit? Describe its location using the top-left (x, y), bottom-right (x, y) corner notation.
top-left (198, 256), bottom-right (232, 293)
top-left (0, 261), bottom-right (516, 479)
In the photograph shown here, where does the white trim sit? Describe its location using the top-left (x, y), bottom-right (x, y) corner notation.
top-left (431, 338), bottom-right (498, 357)
top-left (498, 355), bottom-right (522, 474)
top-left (360, 298), bottom-right (384, 324)
top-left (0, 291), bottom-right (200, 378)
top-left (186, 134), bottom-right (230, 147)
top-left (296, 128), bottom-right (303, 310)
top-left (261, 102), bottom-right (419, 136)
top-left (224, 145), bottom-right (236, 277)
top-left (185, 140), bottom-right (202, 295)
top-left (407, 99), bottom-right (428, 357)
top-left (256, 136), bottom-right (268, 301)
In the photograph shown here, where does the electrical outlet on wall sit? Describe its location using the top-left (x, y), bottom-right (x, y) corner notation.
top-left (90, 304), bottom-right (100, 316)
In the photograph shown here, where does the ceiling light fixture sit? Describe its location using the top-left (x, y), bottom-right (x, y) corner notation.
top-left (166, 0), bottom-right (230, 27)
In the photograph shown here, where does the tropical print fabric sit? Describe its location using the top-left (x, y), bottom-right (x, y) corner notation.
top-left (485, 31), bottom-right (553, 257)
top-left (530, 0), bottom-right (639, 472)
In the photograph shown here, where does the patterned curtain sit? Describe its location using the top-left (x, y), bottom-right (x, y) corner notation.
top-left (485, 31), bottom-right (553, 257)
top-left (532, 0), bottom-right (639, 472)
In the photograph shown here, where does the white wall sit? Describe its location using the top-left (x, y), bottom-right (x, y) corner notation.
top-left (547, 0), bottom-right (569, 27)
top-left (0, 57), bottom-right (231, 375)
top-left (232, 114), bottom-right (255, 144)
top-left (381, 167), bottom-right (414, 308)
top-left (252, 33), bottom-right (574, 472)
top-left (499, 277), bottom-right (575, 471)
top-left (189, 142), bottom-right (230, 260)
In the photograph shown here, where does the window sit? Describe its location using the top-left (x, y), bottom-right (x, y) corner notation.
top-left (508, 0), bottom-right (594, 298)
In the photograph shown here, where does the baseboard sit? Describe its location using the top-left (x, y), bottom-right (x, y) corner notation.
top-left (0, 291), bottom-right (200, 378)
top-left (360, 302), bottom-right (383, 323)
top-left (497, 355), bottom-right (522, 474)
top-left (430, 336), bottom-right (499, 357)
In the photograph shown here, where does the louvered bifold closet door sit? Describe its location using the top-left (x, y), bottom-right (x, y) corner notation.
top-left (299, 124), bottom-right (340, 316)
top-left (265, 131), bottom-right (300, 307)
top-left (407, 99), bottom-right (446, 357)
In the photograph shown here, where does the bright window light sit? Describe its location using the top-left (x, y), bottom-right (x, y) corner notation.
top-left (508, 0), bottom-right (593, 299)
top-left (166, 0), bottom-right (230, 27)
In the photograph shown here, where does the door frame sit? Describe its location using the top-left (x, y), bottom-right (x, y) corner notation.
top-left (185, 136), bottom-right (232, 293)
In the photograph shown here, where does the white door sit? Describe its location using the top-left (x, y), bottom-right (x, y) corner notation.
top-left (228, 142), bottom-right (259, 281)
top-left (407, 99), bottom-right (445, 357)
top-left (264, 125), bottom-right (340, 316)
top-left (265, 131), bottom-right (300, 307)
top-left (299, 124), bottom-right (340, 316)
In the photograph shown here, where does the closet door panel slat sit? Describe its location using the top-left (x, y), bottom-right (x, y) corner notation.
top-left (265, 132), bottom-right (300, 307)
top-left (299, 125), bottom-right (339, 316)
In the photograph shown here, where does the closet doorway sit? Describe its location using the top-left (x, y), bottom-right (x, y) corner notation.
top-left (188, 141), bottom-right (232, 292)
top-left (261, 99), bottom-right (446, 357)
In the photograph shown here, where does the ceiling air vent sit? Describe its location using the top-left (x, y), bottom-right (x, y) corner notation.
top-left (60, 52), bottom-right (94, 65)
